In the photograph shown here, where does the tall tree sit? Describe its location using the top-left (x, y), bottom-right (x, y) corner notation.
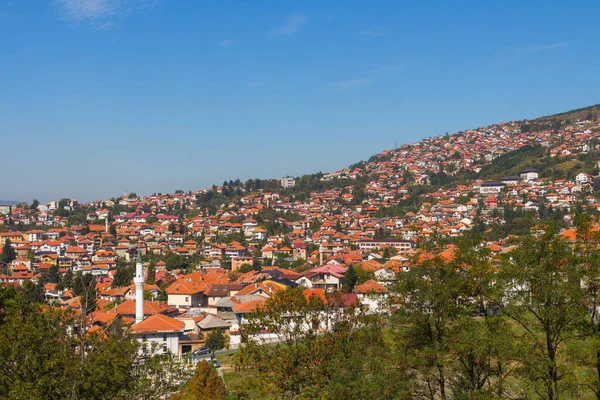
top-left (48, 261), bottom-right (60, 284)
top-left (204, 329), bottom-right (225, 356)
top-left (394, 250), bottom-right (466, 400)
top-left (236, 288), bottom-right (412, 398)
top-left (146, 263), bottom-right (156, 284)
top-left (569, 216), bottom-right (600, 399)
top-left (172, 360), bottom-right (227, 400)
top-left (500, 230), bottom-right (584, 400)
top-left (72, 272), bottom-right (98, 362)
top-left (1, 239), bottom-right (17, 264)
top-left (111, 266), bottom-right (134, 288)
top-left (342, 264), bottom-right (358, 293)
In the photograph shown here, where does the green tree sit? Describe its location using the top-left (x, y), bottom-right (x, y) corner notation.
top-left (568, 219), bottom-right (600, 399)
top-left (19, 280), bottom-right (45, 304)
top-left (48, 261), bottom-right (60, 284)
top-left (111, 266), bottom-right (134, 288)
top-left (394, 249), bottom-right (466, 400)
top-left (72, 272), bottom-right (98, 362)
top-left (164, 252), bottom-right (188, 271)
top-left (147, 263), bottom-right (156, 284)
top-left (500, 230), bottom-right (584, 400)
top-left (172, 360), bottom-right (227, 400)
top-left (204, 329), bottom-right (225, 355)
top-left (237, 288), bottom-right (412, 398)
top-left (342, 264), bottom-right (358, 293)
top-left (62, 269), bottom-right (74, 289)
top-left (0, 286), bottom-right (179, 400)
top-left (1, 239), bottom-right (17, 264)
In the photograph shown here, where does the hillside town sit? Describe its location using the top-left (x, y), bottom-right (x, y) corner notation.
top-left (2, 113), bottom-right (600, 358)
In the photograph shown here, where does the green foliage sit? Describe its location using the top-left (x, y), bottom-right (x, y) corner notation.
top-left (236, 288), bottom-right (412, 398)
top-left (1, 239), bottom-right (17, 264)
top-left (204, 329), bottom-right (226, 354)
top-left (163, 252), bottom-right (188, 271)
top-left (0, 286), bottom-right (188, 400)
top-left (146, 263), bottom-right (156, 284)
top-left (72, 272), bottom-right (97, 315)
top-left (172, 360), bottom-right (227, 400)
top-left (500, 230), bottom-right (585, 399)
top-left (111, 265), bottom-right (134, 288)
top-left (342, 264), bottom-right (358, 293)
top-left (47, 262), bottom-right (60, 284)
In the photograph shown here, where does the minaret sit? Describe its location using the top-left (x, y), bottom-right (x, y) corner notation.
top-left (134, 248), bottom-right (145, 323)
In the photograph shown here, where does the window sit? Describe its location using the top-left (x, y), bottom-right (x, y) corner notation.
top-left (162, 344), bottom-right (167, 353)
top-left (163, 334), bottom-right (167, 342)
top-left (185, 296), bottom-right (189, 303)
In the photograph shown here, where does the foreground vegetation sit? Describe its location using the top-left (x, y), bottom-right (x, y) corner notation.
top-left (7, 217), bottom-right (600, 399)
top-left (214, 218), bottom-right (600, 399)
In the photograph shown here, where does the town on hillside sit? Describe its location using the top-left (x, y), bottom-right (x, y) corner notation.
top-left (2, 106), bottom-right (600, 359)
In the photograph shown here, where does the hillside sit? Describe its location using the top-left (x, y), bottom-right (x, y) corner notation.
top-left (6, 102), bottom-right (600, 245)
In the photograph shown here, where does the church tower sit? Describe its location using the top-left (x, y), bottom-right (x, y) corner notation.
top-left (134, 248), bottom-right (145, 323)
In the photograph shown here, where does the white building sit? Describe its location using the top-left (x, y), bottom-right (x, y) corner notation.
top-left (479, 181), bottom-right (506, 194)
top-left (576, 172), bottom-right (593, 185)
top-left (280, 177), bottom-right (295, 188)
top-left (520, 168), bottom-right (539, 181)
top-left (130, 313), bottom-right (184, 356)
top-left (358, 240), bottom-right (414, 252)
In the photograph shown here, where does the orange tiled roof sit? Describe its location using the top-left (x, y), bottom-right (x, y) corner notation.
top-left (130, 313), bottom-right (184, 333)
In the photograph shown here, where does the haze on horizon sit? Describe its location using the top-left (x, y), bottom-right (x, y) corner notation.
top-left (2, 0), bottom-right (600, 203)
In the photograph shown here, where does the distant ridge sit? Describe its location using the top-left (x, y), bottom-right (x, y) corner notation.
top-left (534, 103), bottom-right (600, 122)
top-left (0, 200), bottom-right (21, 205)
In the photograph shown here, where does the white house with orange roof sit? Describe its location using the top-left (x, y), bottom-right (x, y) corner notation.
top-left (130, 314), bottom-right (184, 356)
top-left (354, 279), bottom-right (389, 313)
top-left (166, 279), bottom-right (206, 309)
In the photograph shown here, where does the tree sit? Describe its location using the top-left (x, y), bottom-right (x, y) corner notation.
top-left (236, 288), bottom-right (412, 398)
top-left (19, 280), bottom-right (45, 304)
top-left (568, 219), bottom-right (600, 399)
top-left (164, 252), bottom-right (188, 271)
top-left (111, 266), bottom-right (134, 288)
top-left (237, 263), bottom-right (254, 274)
top-left (62, 269), bottom-right (74, 289)
top-left (147, 263), bottom-right (156, 284)
top-left (109, 224), bottom-right (117, 237)
top-left (172, 360), bottom-right (227, 400)
top-left (0, 286), bottom-right (175, 400)
top-left (1, 239), bottom-right (17, 264)
top-left (500, 230), bottom-right (584, 400)
top-left (394, 249), bottom-right (466, 400)
top-left (48, 261), bottom-right (60, 284)
top-left (72, 272), bottom-right (98, 362)
top-left (30, 199), bottom-right (39, 210)
top-left (342, 264), bottom-right (358, 293)
top-left (204, 329), bottom-right (225, 355)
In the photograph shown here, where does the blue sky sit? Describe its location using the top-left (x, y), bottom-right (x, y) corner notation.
top-left (1, 0), bottom-right (600, 203)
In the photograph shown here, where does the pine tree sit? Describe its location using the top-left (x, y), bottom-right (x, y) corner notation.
top-left (147, 263), bottom-right (156, 284)
top-left (62, 269), bottom-right (74, 289)
top-left (342, 264), bottom-right (358, 293)
top-left (1, 239), bottom-right (17, 264)
top-left (48, 261), bottom-right (60, 284)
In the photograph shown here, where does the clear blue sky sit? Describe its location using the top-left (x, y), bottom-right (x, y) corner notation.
top-left (2, 0), bottom-right (600, 203)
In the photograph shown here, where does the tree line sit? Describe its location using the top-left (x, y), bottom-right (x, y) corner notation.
top-left (229, 218), bottom-right (600, 399)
